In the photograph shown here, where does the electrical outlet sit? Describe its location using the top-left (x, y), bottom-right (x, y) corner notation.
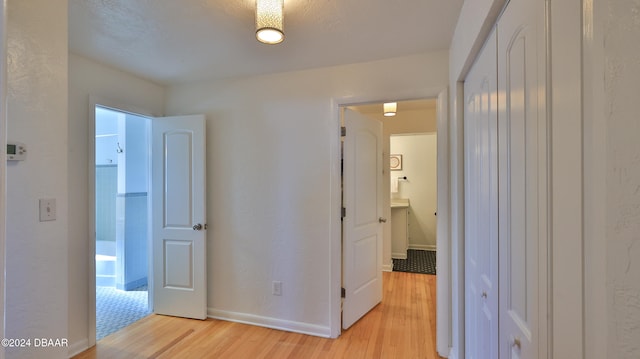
top-left (39, 198), bottom-right (56, 222)
top-left (272, 281), bottom-right (282, 296)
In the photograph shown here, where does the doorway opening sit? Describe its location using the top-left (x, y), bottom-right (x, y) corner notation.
top-left (348, 98), bottom-right (438, 274)
top-left (94, 105), bottom-right (151, 340)
top-left (389, 132), bottom-right (437, 273)
top-left (339, 99), bottom-right (442, 355)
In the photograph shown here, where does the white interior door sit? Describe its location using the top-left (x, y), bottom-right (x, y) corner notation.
top-left (498, 0), bottom-right (547, 357)
top-left (342, 108), bottom-right (383, 330)
top-left (151, 114), bottom-right (207, 320)
top-left (464, 28), bottom-right (499, 359)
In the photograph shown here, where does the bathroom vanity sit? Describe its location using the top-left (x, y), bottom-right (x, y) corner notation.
top-left (391, 198), bottom-right (409, 259)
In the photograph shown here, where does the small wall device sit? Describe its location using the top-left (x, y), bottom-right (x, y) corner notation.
top-left (7, 142), bottom-right (27, 161)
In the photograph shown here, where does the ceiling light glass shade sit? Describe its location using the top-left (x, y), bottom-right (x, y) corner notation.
top-left (384, 102), bottom-right (397, 117)
top-left (256, 0), bottom-right (284, 44)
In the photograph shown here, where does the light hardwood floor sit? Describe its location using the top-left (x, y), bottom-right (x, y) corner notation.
top-left (74, 271), bottom-right (442, 359)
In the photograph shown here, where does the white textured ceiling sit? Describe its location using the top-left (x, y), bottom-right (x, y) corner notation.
top-left (69, 0), bottom-right (464, 85)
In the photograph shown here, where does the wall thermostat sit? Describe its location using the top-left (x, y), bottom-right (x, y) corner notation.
top-left (7, 142), bottom-right (27, 161)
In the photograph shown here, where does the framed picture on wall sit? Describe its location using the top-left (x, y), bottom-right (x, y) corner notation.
top-left (390, 154), bottom-right (403, 171)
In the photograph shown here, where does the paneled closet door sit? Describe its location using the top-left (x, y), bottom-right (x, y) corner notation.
top-left (464, 28), bottom-right (499, 359)
top-left (497, 0), bottom-right (548, 357)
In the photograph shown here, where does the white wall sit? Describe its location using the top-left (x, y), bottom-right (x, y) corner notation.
top-left (166, 51), bottom-right (449, 336)
top-left (583, 1), bottom-right (608, 358)
top-left (95, 108), bottom-right (119, 165)
top-left (390, 134), bottom-right (437, 250)
top-left (5, 1), bottom-right (68, 358)
top-left (602, 1), bottom-right (640, 357)
top-left (118, 113), bottom-right (149, 194)
top-left (382, 108), bottom-right (437, 134)
top-left (68, 53), bottom-right (165, 354)
top-left (384, 108), bottom-right (437, 257)
top-left (95, 109), bottom-right (149, 189)
top-left (0, 1), bottom-right (7, 355)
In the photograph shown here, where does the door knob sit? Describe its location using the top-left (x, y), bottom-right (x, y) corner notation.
top-left (193, 223), bottom-right (203, 231)
top-left (512, 337), bottom-right (521, 350)
top-left (379, 217), bottom-right (387, 223)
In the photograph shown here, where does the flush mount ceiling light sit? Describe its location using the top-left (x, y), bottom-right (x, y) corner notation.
top-left (383, 102), bottom-right (397, 117)
top-left (256, 0), bottom-right (284, 45)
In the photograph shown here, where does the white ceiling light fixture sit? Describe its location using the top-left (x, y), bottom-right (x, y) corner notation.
top-left (256, 0), bottom-right (284, 45)
top-left (383, 102), bottom-right (397, 117)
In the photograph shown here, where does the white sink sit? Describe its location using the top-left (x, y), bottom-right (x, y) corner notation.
top-left (391, 198), bottom-right (409, 208)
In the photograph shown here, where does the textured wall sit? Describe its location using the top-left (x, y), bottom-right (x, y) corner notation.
top-left (5, 1), bottom-right (69, 358)
top-left (67, 53), bottom-right (165, 354)
top-left (606, 1), bottom-right (640, 357)
top-left (166, 52), bottom-right (449, 336)
top-left (0, 0), bottom-right (7, 347)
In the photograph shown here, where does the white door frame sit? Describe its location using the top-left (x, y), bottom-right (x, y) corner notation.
top-left (329, 91), bottom-right (450, 342)
top-left (87, 96), bottom-right (157, 347)
top-left (435, 89), bottom-right (451, 356)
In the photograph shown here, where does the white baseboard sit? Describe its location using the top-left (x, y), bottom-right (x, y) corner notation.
top-left (383, 262), bottom-right (394, 272)
top-left (68, 338), bottom-right (89, 358)
top-left (392, 252), bottom-right (407, 259)
top-left (408, 244), bottom-right (437, 251)
top-left (208, 308), bottom-right (331, 338)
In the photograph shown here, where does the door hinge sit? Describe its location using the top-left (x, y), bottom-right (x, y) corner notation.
top-left (341, 126), bottom-right (346, 137)
top-left (341, 207), bottom-right (346, 218)
top-left (341, 287), bottom-right (346, 298)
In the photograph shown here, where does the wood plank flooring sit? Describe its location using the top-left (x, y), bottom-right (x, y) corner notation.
top-left (74, 271), bottom-right (442, 359)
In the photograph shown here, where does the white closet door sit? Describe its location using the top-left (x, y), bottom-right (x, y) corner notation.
top-left (497, 0), bottom-right (548, 357)
top-left (464, 28), bottom-right (499, 359)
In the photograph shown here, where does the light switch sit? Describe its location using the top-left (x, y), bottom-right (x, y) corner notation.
top-left (39, 198), bottom-right (56, 222)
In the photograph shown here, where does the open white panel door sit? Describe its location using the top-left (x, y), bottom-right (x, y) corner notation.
top-left (342, 109), bottom-right (383, 330)
top-left (152, 115), bottom-right (207, 320)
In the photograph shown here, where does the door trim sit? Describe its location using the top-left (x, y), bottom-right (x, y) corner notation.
top-left (330, 92), bottom-right (449, 339)
top-left (435, 89), bottom-right (451, 356)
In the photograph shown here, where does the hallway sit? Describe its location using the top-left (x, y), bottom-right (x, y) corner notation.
top-left (74, 271), bottom-right (441, 359)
